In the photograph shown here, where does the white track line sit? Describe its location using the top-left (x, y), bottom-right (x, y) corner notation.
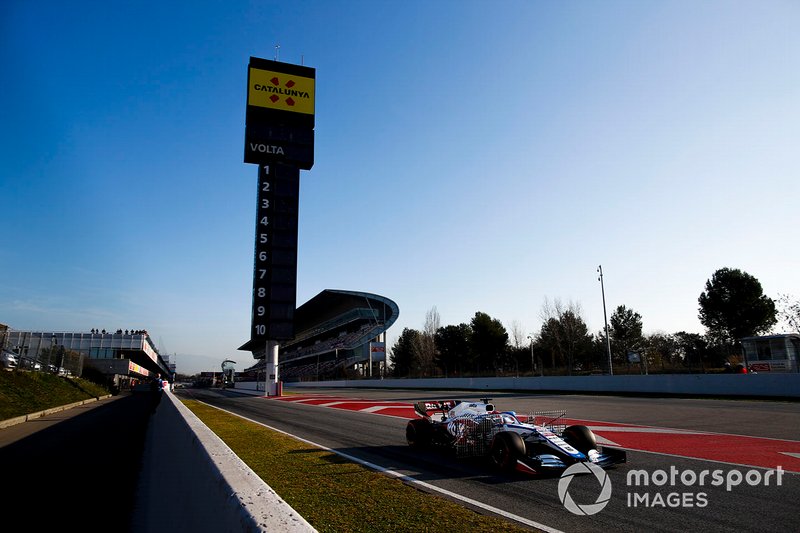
top-left (587, 426), bottom-right (702, 434)
top-left (200, 401), bottom-right (565, 533)
top-left (359, 406), bottom-right (397, 413)
top-left (593, 435), bottom-right (621, 447)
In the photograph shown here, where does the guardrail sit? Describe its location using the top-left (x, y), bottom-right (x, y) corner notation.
top-left (284, 373), bottom-right (800, 398)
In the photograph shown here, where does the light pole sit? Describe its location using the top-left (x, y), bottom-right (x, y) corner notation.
top-left (527, 335), bottom-right (535, 376)
top-left (49, 334), bottom-right (56, 373)
top-left (598, 265), bottom-right (613, 376)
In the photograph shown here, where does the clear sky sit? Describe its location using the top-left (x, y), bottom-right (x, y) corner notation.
top-left (2, 1), bottom-right (798, 375)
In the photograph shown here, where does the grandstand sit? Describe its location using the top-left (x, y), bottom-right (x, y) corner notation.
top-left (239, 289), bottom-right (398, 382)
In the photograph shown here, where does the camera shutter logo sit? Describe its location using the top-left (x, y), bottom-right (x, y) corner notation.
top-left (558, 462), bottom-right (613, 516)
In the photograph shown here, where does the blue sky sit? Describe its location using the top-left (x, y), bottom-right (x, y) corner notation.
top-left (2, 1), bottom-right (798, 374)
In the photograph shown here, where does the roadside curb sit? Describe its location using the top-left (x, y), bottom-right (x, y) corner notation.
top-left (134, 392), bottom-right (317, 532)
top-left (0, 394), bottom-right (113, 429)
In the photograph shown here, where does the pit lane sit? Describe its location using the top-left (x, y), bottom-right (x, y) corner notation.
top-left (178, 388), bottom-right (800, 532)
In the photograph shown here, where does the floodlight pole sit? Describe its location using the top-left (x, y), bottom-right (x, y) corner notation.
top-left (49, 334), bottom-right (56, 372)
top-left (527, 335), bottom-right (535, 376)
top-left (598, 265), bottom-right (613, 376)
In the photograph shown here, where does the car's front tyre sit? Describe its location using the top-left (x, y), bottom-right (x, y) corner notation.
top-left (562, 425), bottom-right (597, 453)
top-left (489, 431), bottom-right (526, 471)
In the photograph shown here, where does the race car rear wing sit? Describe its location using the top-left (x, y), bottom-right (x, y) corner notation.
top-left (414, 400), bottom-right (461, 420)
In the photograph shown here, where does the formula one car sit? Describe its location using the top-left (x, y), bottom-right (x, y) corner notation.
top-left (405, 398), bottom-right (626, 475)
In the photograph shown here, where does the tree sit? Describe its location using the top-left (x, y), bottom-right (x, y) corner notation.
top-left (777, 294), bottom-right (800, 333)
top-left (592, 331), bottom-right (612, 370)
top-left (536, 299), bottom-right (593, 374)
top-left (505, 320), bottom-right (529, 375)
top-left (507, 320), bottom-right (526, 349)
top-left (644, 332), bottom-right (678, 371)
top-left (415, 306), bottom-right (440, 376)
top-left (698, 268), bottom-right (777, 346)
top-left (435, 323), bottom-right (471, 376)
top-left (537, 318), bottom-right (564, 369)
top-left (673, 331), bottom-right (714, 371)
top-left (390, 328), bottom-right (420, 378)
top-left (469, 312), bottom-right (508, 374)
top-left (610, 305), bottom-right (644, 369)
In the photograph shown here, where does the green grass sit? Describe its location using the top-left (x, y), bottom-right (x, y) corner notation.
top-left (0, 369), bottom-right (111, 420)
top-left (183, 400), bottom-right (536, 533)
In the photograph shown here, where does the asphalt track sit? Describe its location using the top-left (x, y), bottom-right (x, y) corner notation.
top-left (178, 388), bottom-right (800, 533)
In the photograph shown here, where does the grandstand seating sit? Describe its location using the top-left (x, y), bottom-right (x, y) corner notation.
top-left (240, 289), bottom-right (398, 382)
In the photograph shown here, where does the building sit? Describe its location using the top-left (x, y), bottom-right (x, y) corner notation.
top-left (741, 333), bottom-right (800, 372)
top-left (239, 289), bottom-right (399, 382)
top-left (2, 328), bottom-right (172, 388)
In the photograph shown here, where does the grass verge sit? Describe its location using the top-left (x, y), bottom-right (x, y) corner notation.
top-left (182, 400), bottom-right (535, 533)
top-left (0, 370), bottom-right (110, 420)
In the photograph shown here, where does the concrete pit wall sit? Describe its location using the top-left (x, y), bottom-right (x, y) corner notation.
top-left (134, 391), bottom-right (316, 532)
top-left (281, 373), bottom-right (800, 399)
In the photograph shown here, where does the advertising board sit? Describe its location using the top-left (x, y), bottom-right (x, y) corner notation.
top-left (244, 57), bottom-right (315, 169)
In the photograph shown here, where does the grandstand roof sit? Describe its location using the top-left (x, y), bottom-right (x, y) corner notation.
top-left (238, 289), bottom-right (398, 354)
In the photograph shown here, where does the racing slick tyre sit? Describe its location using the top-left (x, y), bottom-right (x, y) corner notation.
top-left (489, 431), bottom-right (526, 472)
top-left (562, 425), bottom-right (597, 453)
top-left (406, 419), bottom-right (432, 448)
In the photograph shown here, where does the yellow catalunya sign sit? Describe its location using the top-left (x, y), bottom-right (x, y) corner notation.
top-left (248, 67), bottom-right (315, 115)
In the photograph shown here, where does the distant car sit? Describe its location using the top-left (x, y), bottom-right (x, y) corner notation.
top-left (406, 398), bottom-right (627, 475)
top-left (19, 357), bottom-right (42, 371)
top-left (1, 350), bottom-right (19, 369)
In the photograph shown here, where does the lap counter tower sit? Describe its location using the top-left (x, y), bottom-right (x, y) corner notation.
top-left (241, 56), bottom-right (315, 396)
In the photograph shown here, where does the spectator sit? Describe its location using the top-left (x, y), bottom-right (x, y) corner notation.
top-left (149, 376), bottom-right (163, 412)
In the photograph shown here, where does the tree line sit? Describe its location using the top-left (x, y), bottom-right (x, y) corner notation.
top-left (389, 267), bottom-right (798, 377)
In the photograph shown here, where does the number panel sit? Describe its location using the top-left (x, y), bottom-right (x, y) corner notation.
top-left (251, 163), bottom-right (300, 341)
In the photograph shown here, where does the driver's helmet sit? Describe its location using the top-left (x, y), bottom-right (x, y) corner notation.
top-left (500, 412), bottom-right (518, 424)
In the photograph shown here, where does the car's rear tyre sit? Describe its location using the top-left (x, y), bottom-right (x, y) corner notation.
top-left (489, 431), bottom-right (526, 471)
top-left (562, 425), bottom-right (597, 453)
top-left (406, 419), bottom-right (432, 448)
